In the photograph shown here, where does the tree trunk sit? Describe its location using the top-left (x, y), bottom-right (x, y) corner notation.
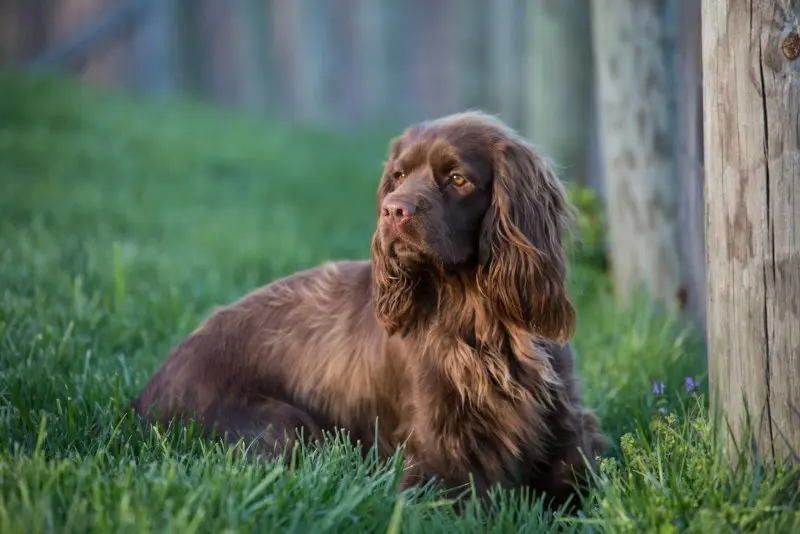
top-left (702, 0), bottom-right (800, 464)
top-left (526, 0), bottom-right (594, 185)
top-left (591, 0), bottom-right (683, 304)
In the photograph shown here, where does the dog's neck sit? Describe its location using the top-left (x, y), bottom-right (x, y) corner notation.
top-left (371, 261), bottom-right (561, 420)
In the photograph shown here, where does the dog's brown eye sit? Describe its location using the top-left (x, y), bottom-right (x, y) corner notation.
top-left (392, 171), bottom-right (406, 182)
top-left (449, 173), bottom-right (468, 187)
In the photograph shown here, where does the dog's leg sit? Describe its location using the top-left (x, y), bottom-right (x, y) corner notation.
top-left (536, 408), bottom-right (606, 511)
top-left (204, 399), bottom-right (326, 459)
top-left (133, 390), bottom-right (325, 460)
top-left (131, 311), bottom-right (320, 454)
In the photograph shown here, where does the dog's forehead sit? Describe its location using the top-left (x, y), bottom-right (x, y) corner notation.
top-left (396, 122), bottom-right (496, 176)
top-left (416, 118), bottom-right (498, 147)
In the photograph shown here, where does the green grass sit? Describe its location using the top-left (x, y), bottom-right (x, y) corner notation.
top-left (0, 73), bottom-right (797, 533)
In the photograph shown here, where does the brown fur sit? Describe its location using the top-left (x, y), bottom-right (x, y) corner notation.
top-left (132, 111), bottom-right (606, 508)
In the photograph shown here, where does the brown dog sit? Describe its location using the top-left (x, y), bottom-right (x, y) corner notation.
top-left (132, 111), bottom-right (605, 508)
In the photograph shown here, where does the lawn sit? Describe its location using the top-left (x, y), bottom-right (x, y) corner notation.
top-left (0, 73), bottom-right (797, 533)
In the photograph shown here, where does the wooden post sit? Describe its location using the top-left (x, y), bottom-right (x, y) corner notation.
top-left (702, 0), bottom-right (800, 463)
top-left (591, 0), bottom-right (683, 304)
top-left (526, 0), bottom-right (594, 185)
top-left (27, 0), bottom-right (140, 86)
top-left (231, 0), bottom-right (273, 116)
top-left (0, 1), bottom-right (47, 64)
top-left (350, 0), bottom-right (387, 126)
top-left (270, 0), bottom-right (328, 123)
top-left (405, 0), bottom-right (459, 121)
top-left (326, 0), bottom-right (385, 127)
top-left (132, 0), bottom-right (176, 96)
top-left (486, 0), bottom-right (525, 131)
top-left (457, 0), bottom-right (489, 117)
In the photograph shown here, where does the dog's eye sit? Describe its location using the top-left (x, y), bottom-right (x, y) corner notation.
top-left (449, 173), bottom-right (468, 187)
top-left (392, 171), bottom-right (406, 182)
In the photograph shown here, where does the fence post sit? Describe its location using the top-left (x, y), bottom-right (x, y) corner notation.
top-left (702, 0), bottom-right (800, 464)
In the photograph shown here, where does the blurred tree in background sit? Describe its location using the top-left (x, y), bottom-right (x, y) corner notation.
top-left (591, 0), bottom-right (682, 307)
top-left (0, 0), bottom-right (706, 332)
top-left (526, 0), bottom-right (593, 187)
top-left (1, 1), bottom-right (590, 169)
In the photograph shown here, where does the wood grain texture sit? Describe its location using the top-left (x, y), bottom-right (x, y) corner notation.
top-left (702, 0), bottom-right (800, 463)
top-left (591, 0), bottom-right (683, 303)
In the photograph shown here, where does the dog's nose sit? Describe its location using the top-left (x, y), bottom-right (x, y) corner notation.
top-left (381, 199), bottom-right (416, 225)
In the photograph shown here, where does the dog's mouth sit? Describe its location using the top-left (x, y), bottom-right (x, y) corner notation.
top-left (385, 237), bottom-right (426, 265)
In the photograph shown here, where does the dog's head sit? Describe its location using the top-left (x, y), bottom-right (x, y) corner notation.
top-left (371, 111), bottom-right (575, 343)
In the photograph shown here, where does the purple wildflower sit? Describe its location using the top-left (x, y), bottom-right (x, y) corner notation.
top-left (652, 381), bottom-right (665, 396)
top-left (685, 376), bottom-right (700, 393)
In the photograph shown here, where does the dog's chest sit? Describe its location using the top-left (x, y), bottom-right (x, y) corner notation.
top-left (408, 340), bottom-right (544, 479)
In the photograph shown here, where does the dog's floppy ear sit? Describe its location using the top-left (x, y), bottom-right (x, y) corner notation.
top-left (478, 136), bottom-right (576, 343)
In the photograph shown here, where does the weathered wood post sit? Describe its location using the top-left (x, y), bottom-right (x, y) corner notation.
top-left (702, 0), bottom-right (800, 463)
top-left (591, 0), bottom-right (683, 304)
top-left (526, 0), bottom-right (594, 185)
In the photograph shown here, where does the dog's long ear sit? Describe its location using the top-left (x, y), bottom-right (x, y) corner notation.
top-left (370, 133), bottom-right (417, 335)
top-left (478, 136), bottom-right (576, 343)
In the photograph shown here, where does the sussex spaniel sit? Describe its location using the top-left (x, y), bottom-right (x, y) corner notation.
top-left (132, 111), bottom-right (606, 508)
